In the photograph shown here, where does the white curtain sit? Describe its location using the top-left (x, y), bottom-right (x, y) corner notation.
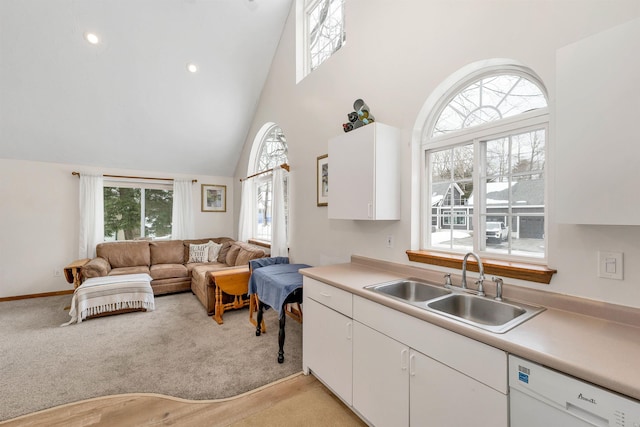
top-left (270, 168), bottom-right (288, 257)
top-left (237, 179), bottom-right (254, 242)
top-left (78, 174), bottom-right (104, 259)
top-left (171, 179), bottom-right (195, 240)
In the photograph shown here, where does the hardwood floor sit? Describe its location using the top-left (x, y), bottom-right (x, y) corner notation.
top-left (0, 373), bottom-right (366, 427)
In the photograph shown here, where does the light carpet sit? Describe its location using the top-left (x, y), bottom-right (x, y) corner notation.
top-left (0, 292), bottom-right (302, 422)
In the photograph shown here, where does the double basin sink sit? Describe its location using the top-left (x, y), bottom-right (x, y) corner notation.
top-left (365, 279), bottom-right (544, 333)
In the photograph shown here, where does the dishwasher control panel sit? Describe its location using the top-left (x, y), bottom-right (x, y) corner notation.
top-left (509, 355), bottom-right (640, 426)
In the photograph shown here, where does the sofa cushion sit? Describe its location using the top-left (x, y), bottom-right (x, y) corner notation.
top-left (235, 245), bottom-right (266, 266)
top-left (187, 261), bottom-right (227, 275)
top-left (217, 241), bottom-right (233, 263)
top-left (188, 243), bottom-right (210, 263)
top-left (150, 264), bottom-right (188, 280)
top-left (97, 241), bottom-right (150, 268)
top-left (150, 240), bottom-right (184, 265)
top-left (108, 266), bottom-right (151, 276)
top-left (226, 244), bottom-right (241, 266)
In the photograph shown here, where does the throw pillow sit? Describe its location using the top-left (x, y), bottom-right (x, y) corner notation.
top-left (188, 243), bottom-right (210, 263)
top-left (225, 244), bottom-right (242, 266)
top-left (217, 241), bottom-right (232, 263)
top-left (207, 241), bottom-right (223, 262)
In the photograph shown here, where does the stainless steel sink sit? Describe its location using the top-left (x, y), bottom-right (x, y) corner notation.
top-left (426, 293), bottom-right (544, 333)
top-left (365, 278), bottom-right (544, 334)
top-left (366, 279), bottom-right (451, 302)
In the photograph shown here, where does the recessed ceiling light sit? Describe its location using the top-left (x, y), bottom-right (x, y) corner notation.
top-left (187, 63), bottom-right (198, 73)
top-left (84, 32), bottom-right (100, 45)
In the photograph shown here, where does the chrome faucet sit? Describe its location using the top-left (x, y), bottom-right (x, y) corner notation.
top-left (462, 252), bottom-right (485, 296)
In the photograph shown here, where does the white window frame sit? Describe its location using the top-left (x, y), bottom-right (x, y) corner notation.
top-left (103, 179), bottom-right (173, 241)
top-left (247, 123), bottom-right (289, 243)
top-left (296, 0), bottom-right (345, 82)
top-left (422, 71), bottom-right (549, 263)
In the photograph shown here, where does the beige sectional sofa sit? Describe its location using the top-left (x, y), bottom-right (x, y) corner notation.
top-left (81, 237), bottom-right (267, 314)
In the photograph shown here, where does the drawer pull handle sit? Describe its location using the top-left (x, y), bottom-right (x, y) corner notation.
top-left (346, 322), bottom-right (352, 340)
top-left (401, 349), bottom-right (408, 370)
top-left (320, 292), bottom-right (331, 298)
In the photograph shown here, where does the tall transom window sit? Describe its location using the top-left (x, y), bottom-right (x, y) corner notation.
top-left (423, 69), bottom-right (548, 260)
top-left (297, 0), bottom-right (345, 80)
top-left (252, 124), bottom-right (288, 242)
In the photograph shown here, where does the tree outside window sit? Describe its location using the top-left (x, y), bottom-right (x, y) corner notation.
top-left (304, 0), bottom-right (345, 73)
top-left (104, 185), bottom-right (172, 241)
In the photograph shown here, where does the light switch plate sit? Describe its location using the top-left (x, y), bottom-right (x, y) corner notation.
top-left (598, 251), bottom-right (623, 280)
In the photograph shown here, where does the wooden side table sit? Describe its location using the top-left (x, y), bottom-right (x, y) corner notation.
top-left (64, 258), bottom-right (90, 289)
top-left (209, 268), bottom-right (252, 325)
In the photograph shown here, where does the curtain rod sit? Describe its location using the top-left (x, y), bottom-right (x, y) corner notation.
top-left (239, 163), bottom-right (290, 182)
top-left (72, 172), bottom-right (197, 183)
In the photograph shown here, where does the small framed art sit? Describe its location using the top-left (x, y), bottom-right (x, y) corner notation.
top-left (201, 184), bottom-right (227, 212)
top-left (317, 154), bottom-right (328, 207)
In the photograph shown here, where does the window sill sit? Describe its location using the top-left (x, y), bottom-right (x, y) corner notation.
top-left (406, 250), bottom-right (556, 284)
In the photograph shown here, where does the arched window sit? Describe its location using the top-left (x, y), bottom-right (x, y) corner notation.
top-left (432, 74), bottom-right (547, 136)
top-left (249, 123), bottom-right (288, 242)
top-left (422, 65), bottom-right (548, 260)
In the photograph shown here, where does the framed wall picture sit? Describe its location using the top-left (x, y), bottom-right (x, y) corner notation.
top-left (201, 184), bottom-right (227, 212)
top-left (317, 154), bottom-right (328, 206)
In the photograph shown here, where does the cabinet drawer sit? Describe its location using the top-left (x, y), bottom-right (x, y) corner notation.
top-left (304, 277), bottom-right (353, 317)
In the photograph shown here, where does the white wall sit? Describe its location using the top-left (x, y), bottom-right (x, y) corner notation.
top-left (234, 0), bottom-right (640, 307)
top-left (0, 158), bottom-right (235, 298)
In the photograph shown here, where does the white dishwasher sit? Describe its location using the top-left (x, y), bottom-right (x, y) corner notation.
top-left (509, 355), bottom-right (640, 427)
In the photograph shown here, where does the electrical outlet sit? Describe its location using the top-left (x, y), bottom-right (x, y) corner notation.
top-left (54, 268), bottom-right (62, 277)
top-left (386, 235), bottom-right (394, 248)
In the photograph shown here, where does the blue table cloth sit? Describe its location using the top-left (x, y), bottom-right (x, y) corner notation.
top-left (248, 263), bottom-right (311, 316)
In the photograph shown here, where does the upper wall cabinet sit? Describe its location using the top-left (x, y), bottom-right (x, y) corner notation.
top-left (555, 18), bottom-right (640, 224)
top-left (328, 122), bottom-right (400, 220)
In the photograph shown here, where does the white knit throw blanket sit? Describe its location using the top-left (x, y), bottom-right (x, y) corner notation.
top-left (62, 274), bottom-right (154, 326)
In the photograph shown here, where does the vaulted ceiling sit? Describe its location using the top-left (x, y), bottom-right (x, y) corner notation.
top-left (0, 0), bottom-right (292, 175)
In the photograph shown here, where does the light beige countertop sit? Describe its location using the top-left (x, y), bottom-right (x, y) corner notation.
top-left (300, 256), bottom-right (640, 401)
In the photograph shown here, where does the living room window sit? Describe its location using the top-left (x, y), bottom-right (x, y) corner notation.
top-left (297, 0), bottom-right (345, 81)
top-left (251, 124), bottom-right (289, 243)
top-left (103, 181), bottom-right (173, 241)
top-left (422, 70), bottom-right (549, 262)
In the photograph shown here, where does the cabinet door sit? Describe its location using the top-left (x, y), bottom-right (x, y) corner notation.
top-left (328, 124), bottom-right (375, 220)
top-left (353, 321), bottom-right (409, 427)
top-left (328, 122), bottom-right (400, 220)
top-left (303, 298), bottom-right (353, 405)
top-left (410, 349), bottom-right (508, 427)
top-left (556, 17), bottom-right (640, 224)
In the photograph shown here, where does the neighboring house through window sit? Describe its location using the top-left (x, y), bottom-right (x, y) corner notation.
top-left (248, 123), bottom-right (289, 243)
top-left (297, 0), bottom-right (345, 81)
top-left (421, 62), bottom-right (548, 260)
top-left (104, 181), bottom-right (173, 241)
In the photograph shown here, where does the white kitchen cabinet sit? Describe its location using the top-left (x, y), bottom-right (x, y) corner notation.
top-left (302, 278), bottom-right (353, 405)
top-left (555, 17), bottom-right (640, 224)
top-left (353, 295), bottom-right (508, 427)
top-left (410, 349), bottom-right (508, 426)
top-left (303, 277), bottom-right (508, 427)
top-left (353, 321), bottom-right (409, 427)
top-left (328, 122), bottom-right (400, 220)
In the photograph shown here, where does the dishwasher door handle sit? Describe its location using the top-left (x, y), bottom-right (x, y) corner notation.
top-left (566, 402), bottom-right (608, 427)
